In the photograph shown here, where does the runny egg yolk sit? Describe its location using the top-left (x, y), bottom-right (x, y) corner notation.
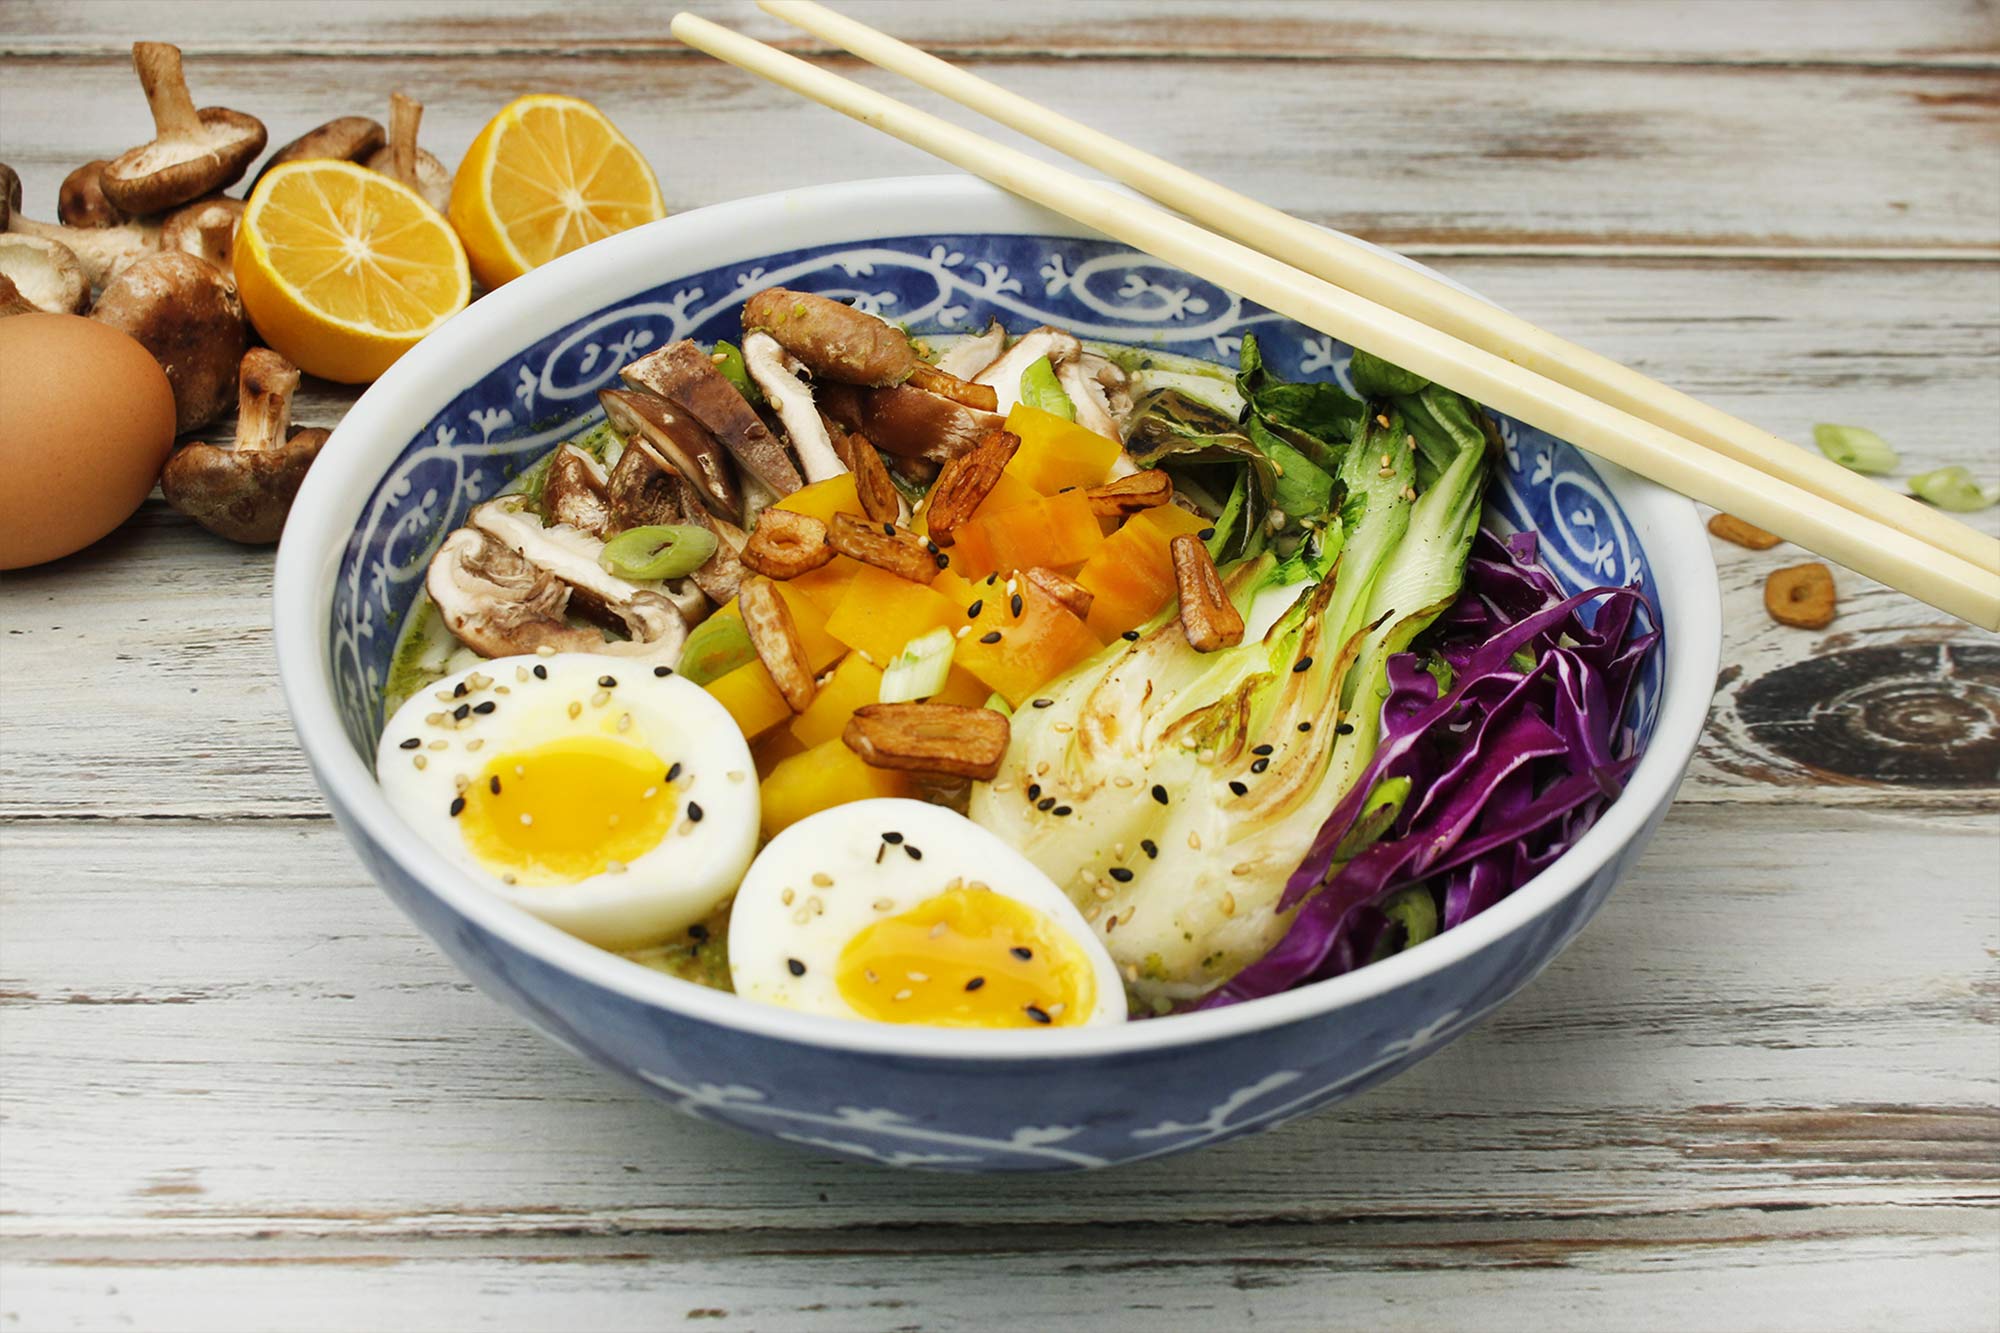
top-left (834, 885), bottom-right (1099, 1028)
top-left (458, 735), bottom-right (676, 885)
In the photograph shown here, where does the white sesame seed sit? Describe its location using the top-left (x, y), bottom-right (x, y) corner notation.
top-left (1053, 722), bottom-right (1073, 733)
top-left (425, 712), bottom-right (445, 726)
top-left (873, 898), bottom-right (894, 911)
top-left (591, 689), bottom-right (611, 708)
top-left (1123, 963), bottom-right (1140, 983)
top-left (727, 770), bottom-right (746, 783)
top-left (465, 739), bottom-right (484, 751)
top-left (536, 645), bottom-right (556, 656)
top-left (516, 666), bottom-right (531, 682)
top-left (928, 922), bottom-right (946, 939)
top-left (1231, 862), bottom-right (1253, 877)
top-left (520, 814), bottom-right (534, 827)
top-left (1085, 905), bottom-right (1101, 922)
top-left (567, 702), bottom-right (582, 719)
top-left (907, 971), bottom-right (929, 983)
top-left (454, 775), bottom-right (470, 792)
top-left (1094, 885), bottom-right (1114, 901)
top-left (428, 740), bottom-right (447, 751)
top-left (893, 988), bottom-right (913, 1001)
top-left (967, 881), bottom-right (990, 893)
top-left (992, 780), bottom-right (1013, 793)
top-left (781, 888), bottom-right (795, 905)
top-left (616, 712), bottom-right (632, 731)
top-left (1188, 830), bottom-right (1202, 850)
top-left (643, 787), bottom-right (658, 799)
top-left (1113, 776), bottom-right (1133, 788)
top-left (954, 625), bottom-right (971, 639)
top-left (807, 895), bottom-right (824, 915)
top-left (501, 873), bottom-right (517, 885)
top-left (1221, 892), bottom-right (1237, 916)
top-left (811, 872), bottom-right (834, 887)
top-left (793, 908), bottom-right (812, 925)
top-left (411, 755), bottom-right (427, 770)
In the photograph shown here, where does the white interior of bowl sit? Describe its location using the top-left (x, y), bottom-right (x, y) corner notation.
top-left (275, 175), bottom-right (1720, 1060)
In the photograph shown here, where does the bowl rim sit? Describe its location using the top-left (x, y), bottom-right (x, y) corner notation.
top-left (274, 173), bottom-right (1720, 1062)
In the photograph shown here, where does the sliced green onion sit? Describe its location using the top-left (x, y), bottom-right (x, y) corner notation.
top-left (1019, 356), bottom-right (1075, 421)
top-left (1332, 776), bottom-right (1411, 863)
top-left (1812, 423), bottom-right (1899, 475)
top-left (600, 524), bottom-right (718, 581)
top-left (880, 627), bottom-right (956, 703)
top-left (983, 691), bottom-right (1014, 717)
top-left (711, 340), bottom-right (763, 406)
top-left (1908, 465), bottom-right (2000, 513)
top-left (1371, 884), bottom-right (1440, 962)
top-left (675, 615), bottom-right (755, 685)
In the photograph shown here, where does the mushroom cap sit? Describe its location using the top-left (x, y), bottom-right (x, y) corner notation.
top-left (160, 196), bottom-right (245, 276)
top-left (819, 381), bottom-right (1003, 464)
top-left (90, 250), bottom-right (249, 434)
top-left (253, 115), bottom-right (386, 190)
top-left (0, 235), bottom-right (89, 315)
top-left (742, 287), bottom-right (917, 387)
top-left (597, 388), bottom-right (743, 523)
top-left (0, 162), bottom-right (19, 229)
top-left (426, 527), bottom-right (603, 659)
top-left (159, 426), bottom-right (326, 544)
top-left (0, 275), bottom-right (39, 318)
top-left (361, 143), bottom-right (452, 214)
top-left (58, 161), bottom-right (128, 229)
top-left (542, 443), bottom-right (615, 537)
top-left (103, 107), bottom-right (268, 216)
top-left (621, 339), bottom-right (803, 496)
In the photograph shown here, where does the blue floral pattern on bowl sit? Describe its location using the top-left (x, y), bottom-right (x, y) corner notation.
top-left (318, 230), bottom-right (1670, 1171)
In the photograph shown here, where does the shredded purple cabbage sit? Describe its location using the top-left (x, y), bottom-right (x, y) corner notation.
top-left (1197, 529), bottom-right (1659, 1008)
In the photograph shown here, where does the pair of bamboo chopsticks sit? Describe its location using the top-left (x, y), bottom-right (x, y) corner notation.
top-left (672, 6), bottom-right (2000, 630)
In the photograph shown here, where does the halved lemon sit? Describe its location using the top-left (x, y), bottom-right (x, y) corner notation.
top-left (236, 160), bottom-right (471, 384)
top-left (448, 94), bottom-right (665, 290)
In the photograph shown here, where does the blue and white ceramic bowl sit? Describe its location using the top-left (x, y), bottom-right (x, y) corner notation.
top-left (274, 176), bottom-right (1719, 1171)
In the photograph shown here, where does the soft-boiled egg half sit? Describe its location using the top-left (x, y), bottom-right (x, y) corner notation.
top-left (729, 799), bottom-right (1126, 1029)
top-left (375, 653), bottom-right (758, 950)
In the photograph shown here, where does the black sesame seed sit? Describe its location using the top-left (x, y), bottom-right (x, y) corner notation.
top-left (935, 552), bottom-right (950, 569)
top-left (654, 665), bottom-right (672, 677)
top-left (1151, 784), bottom-right (1169, 805)
top-left (1250, 758), bottom-right (1270, 775)
top-left (1031, 698), bottom-right (1053, 709)
top-left (986, 573), bottom-right (999, 586)
top-left (979, 631), bottom-right (1002, 644)
top-left (452, 703), bottom-right (471, 720)
top-left (448, 797), bottom-right (465, 818)
top-left (665, 762), bottom-right (683, 783)
top-left (686, 801), bottom-right (704, 822)
top-left (489, 776), bottom-right (501, 795)
top-left (1011, 947), bottom-right (1033, 961)
top-left (964, 976), bottom-right (986, 992)
top-left (1051, 805), bottom-right (1072, 817)
top-left (787, 958), bottom-right (806, 977)
top-left (1335, 722), bottom-right (1355, 736)
top-left (1027, 784), bottom-right (1041, 799)
top-left (453, 681), bottom-right (469, 697)
top-left (905, 844), bottom-right (923, 861)
top-left (1121, 630), bottom-right (1140, 642)
top-left (1197, 526), bottom-right (1217, 541)
top-left (688, 923), bottom-right (709, 941)
top-left (967, 599), bottom-right (984, 619)
top-left (1228, 780), bottom-right (1249, 796)
top-left (1298, 721), bottom-right (1313, 732)
top-left (1108, 866), bottom-right (1134, 883)
top-left (1292, 656), bottom-right (1314, 673)
top-left (1010, 593), bottom-right (1023, 617)
top-left (1141, 839), bottom-right (1159, 859)
top-left (598, 675), bottom-right (617, 688)
top-left (473, 701), bottom-right (497, 714)
top-left (1252, 744), bottom-right (1274, 756)
top-left (1025, 1004), bottom-right (1051, 1024)
top-left (1037, 797), bottom-right (1056, 812)
top-left (533, 664), bottom-right (548, 679)
top-left (399, 737), bottom-right (421, 750)
top-left (883, 521), bottom-right (896, 536)
top-left (882, 831), bottom-right (904, 844)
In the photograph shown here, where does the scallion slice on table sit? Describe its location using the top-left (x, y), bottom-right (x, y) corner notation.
top-left (1812, 423), bottom-right (1900, 475)
top-left (1908, 466), bottom-right (2000, 513)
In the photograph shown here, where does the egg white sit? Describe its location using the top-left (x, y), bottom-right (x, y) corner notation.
top-left (375, 652), bottom-right (758, 950)
top-left (728, 798), bottom-right (1127, 1027)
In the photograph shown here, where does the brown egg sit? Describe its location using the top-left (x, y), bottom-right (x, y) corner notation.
top-left (0, 313), bottom-right (176, 569)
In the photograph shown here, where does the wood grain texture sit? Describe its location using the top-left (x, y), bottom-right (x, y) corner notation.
top-left (2, 3), bottom-right (1997, 1328)
top-left (2, 48), bottom-right (1997, 255)
top-left (6, 0), bottom-right (1997, 68)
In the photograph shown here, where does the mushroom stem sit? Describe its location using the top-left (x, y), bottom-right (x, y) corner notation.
top-left (133, 42), bottom-right (203, 139)
top-left (742, 332), bottom-right (849, 483)
top-left (386, 93), bottom-right (421, 190)
top-left (234, 348), bottom-right (300, 453)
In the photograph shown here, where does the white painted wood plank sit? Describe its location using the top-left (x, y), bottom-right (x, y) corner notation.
top-left (4, 258), bottom-right (1992, 819)
top-left (6, 0), bottom-right (1995, 68)
top-left (4, 1220), bottom-right (1998, 1333)
top-left (1, 807), bottom-right (1991, 1238)
top-left (2, 47), bottom-right (1996, 253)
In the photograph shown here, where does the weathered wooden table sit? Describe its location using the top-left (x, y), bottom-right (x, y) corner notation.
top-left (3, 3), bottom-right (1996, 1328)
